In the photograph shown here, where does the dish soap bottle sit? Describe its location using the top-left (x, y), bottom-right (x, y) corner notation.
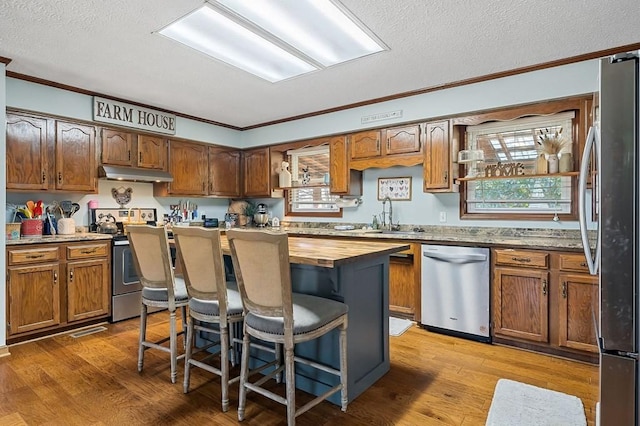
top-left (372, 215), bottom-right (379, 230)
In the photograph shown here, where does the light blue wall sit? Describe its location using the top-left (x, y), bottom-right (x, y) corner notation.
top-left (244, 60), bottom-right (599, 230)
top-left (240, 60), bottom-right (599, 146)
top-left (5, 78), bottom-right (242, 147)
top-left (4, 59), bottom-right (600, 231)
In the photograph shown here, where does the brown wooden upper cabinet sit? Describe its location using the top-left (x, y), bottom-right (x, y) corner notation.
top-left (7, 112), bottom-right (98, 193)
top-left (350, 130), bottom-right (381, 160)
top-left (384, 124), bottom-right (421, 155)
top-left (423, 120), bottom-right (456, 193)
top-left (55, 120), bottom-right (97, 192)
top-left (349, 125), bottom-right (424, 170)
top-left (165, 139), bottom-right (209, 196)
top-left (329, 136), bottom-right (362, 196)
top-left (6, 112), bottom-right (51, 190)
top-left (101, 128), bottom-right (167, 170)
top-left (209, 146), bottom-right (241, 197)
top-left (243, 147), bottom-right (272, 198)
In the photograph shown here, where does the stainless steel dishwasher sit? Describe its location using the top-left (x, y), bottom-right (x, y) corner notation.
top-left (421, 244), bottom-right (490, 342)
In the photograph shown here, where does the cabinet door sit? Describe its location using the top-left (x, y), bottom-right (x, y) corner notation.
top-left (67, 259), bottom-right (110, 322)
top-left (167, 140), bottom-right (209, 195)
top-left (6, 113), bottom-right (50, 190)
top-left (56, 121), bottom-right (97, 192)
top-left (493, 267), bottom-right (549, 343)
top-left (243, 147), bottom-right (271, 197)
top-left (137, 134), bottom-right (167, 170)
top-left (101, 128), bottom-right (134, 166)
top-left (209, 146), bottom-right (241, 197)
top-left (389, 250), bottom-right (416, 318)
top-left (558, 272), bottom-right (599, 353)
top-left (329, 136), bottom-right (350, 194)
top-left (350, 130), bottom-right (381, 159)
top-left (423, 121), bottom-right (451, 191)
top-left (384, 125), bottom-right (421, 155)
top-left (7, 263), bottom-right (61, 335)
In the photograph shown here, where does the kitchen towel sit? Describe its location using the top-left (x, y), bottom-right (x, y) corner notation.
top-left (485, 379), bottom-right (586, 426)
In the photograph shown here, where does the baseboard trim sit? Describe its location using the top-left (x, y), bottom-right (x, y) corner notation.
top-left (0, 345), bottom-right (10, 358)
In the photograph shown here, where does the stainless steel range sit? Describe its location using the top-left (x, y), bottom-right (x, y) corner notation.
top-left (90, 208), bottom-right (162, 322)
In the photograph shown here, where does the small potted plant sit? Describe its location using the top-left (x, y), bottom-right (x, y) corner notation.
top-left (537, 128), bottom-right (569, 174)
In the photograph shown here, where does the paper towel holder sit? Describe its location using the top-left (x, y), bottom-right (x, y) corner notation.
top-left (335, 197), bottom-right (362, 208)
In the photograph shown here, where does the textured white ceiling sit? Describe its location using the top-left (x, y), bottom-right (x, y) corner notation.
top-left (1, 0), bottom-right (639, 129)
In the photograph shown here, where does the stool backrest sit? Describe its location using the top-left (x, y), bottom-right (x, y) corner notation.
top-left (173, 226), bottom-right (231, 320)
top-left (227, 229), bottom-right (293, 326)
top-left (127, 225), bottom-right (177, 309)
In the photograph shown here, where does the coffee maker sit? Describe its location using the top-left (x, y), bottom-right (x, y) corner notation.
top-left (253, 203), bottom-right (269, 227)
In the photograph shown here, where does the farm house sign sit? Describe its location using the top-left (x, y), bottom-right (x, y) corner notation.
top-left (93, 97), bottom-right (176, 135)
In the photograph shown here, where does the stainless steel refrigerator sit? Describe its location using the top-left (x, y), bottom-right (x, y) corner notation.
top-left (579, 51), bottom-right (640, 426)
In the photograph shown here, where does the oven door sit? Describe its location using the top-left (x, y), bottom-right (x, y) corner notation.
top-left (113, 242), bottom-right (141, 295)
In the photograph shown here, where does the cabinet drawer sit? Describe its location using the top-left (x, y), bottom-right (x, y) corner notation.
top-left (8, 247), bottom-right (59, 265)
top-left (66, 243), bottom-right (109, 260)
top-left (494, 249), bottom-right (548, 268)
top-left (559, 253), bottom-right (590, 272)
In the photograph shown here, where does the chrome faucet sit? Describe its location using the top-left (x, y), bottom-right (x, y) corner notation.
top-left (381, 196), bottom-right (393, 230)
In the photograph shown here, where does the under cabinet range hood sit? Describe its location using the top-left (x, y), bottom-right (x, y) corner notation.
top-left (98, 165), bottom-right (174, 183)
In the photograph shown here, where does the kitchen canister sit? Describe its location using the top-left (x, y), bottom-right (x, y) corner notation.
top-left (6, 222), bottom-right (21, 240)
top-left (57, 217), bottom-right (76, 235)
top-left (20, 218), bottom-right (43, 237)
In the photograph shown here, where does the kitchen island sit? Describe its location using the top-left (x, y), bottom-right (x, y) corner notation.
top-left (216, 235), bottom-right (409, 405)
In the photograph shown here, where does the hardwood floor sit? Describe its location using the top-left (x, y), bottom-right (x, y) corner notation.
top-left (0, 313), bottom-right (599, 425)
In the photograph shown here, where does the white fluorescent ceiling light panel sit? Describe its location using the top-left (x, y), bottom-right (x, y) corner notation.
top-left (158, 0), bottom-right (387, 82)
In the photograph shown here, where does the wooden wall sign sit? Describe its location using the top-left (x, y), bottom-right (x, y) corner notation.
top-left (484, 162), bottom-right (525, 177)
top-left (93, 96), bottom-right (176, 135)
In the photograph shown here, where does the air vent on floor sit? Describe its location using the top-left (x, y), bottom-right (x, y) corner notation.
top-left (69, 326), bottom-right (107, 338)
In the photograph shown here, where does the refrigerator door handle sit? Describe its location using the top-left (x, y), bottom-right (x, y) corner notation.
top-left (578, 125), bottom-right (601, 276)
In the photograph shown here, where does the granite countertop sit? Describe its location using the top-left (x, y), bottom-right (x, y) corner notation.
top-left (6, 233), bottom-right (114, 246)
top-left (5, 224), bottom-right (594, 251)
top-left (278, 224), bottom-right (592, 251)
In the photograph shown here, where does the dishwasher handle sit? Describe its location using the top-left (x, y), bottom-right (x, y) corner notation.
top-left (422, 251), bottom-right (487, 263)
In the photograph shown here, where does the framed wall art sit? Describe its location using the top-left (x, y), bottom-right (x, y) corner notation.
top-left (377, 177), bottom-right (412, 201)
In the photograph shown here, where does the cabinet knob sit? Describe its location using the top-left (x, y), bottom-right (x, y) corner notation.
top-left (139, 152), bottom-right (142, 163)
top-left (562, 282), bottom-right (567, 298)
top-left (53, 272), bottom-right (58, 285)
top-left (42, 171), bottom-right (46, 183)
top-left (58, 172), bottom-right (62, 184)
top-left (443, 171), bottom-right (448, 182)
top-left (69, 270), bottom-right (74, 282)
top-left (387, 138), bottom-right (390, 150)
top-left (542, 279), bottom-right (547, 296)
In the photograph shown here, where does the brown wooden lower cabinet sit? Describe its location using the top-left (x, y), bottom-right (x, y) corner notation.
top-left (492, 248), bottom-right (599, 361)
top-left (6, 241), bottom-right (111, 343)
top-left (389, 242), bottom-right (421, 320)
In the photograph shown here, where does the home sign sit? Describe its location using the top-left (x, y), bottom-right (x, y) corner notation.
top-left (93, 97), bottom-right (176, 135)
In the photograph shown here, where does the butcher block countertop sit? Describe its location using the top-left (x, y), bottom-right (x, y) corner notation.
top-left (218, 235), bottom-right (409, 268)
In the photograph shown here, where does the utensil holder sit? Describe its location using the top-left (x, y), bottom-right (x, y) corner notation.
top-left (20, 218), bottom-right (43, 237)
top-left (57, 218), bottom-right (76, 235)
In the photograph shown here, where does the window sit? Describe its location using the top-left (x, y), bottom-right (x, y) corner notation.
top-left (286, 146), bottom-right (341, 216)
top-left (463, 112), bottom-right (576, 219)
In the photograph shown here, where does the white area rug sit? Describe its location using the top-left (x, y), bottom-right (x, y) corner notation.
top-left (389, 317), bottom-right (413, 336)
top-left (486, 379), bottom-right (587, 426)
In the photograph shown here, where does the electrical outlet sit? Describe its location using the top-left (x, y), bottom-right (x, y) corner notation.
top-left (439, 211), bottom-right (447, 222)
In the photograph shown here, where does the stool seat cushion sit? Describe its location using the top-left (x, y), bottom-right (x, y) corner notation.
top-left (246, 293), bottom-right (347, 335)
top-left (142, 276), bottom-right (188, 303)
top-left (190, 286), bottom-right (243, 317)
